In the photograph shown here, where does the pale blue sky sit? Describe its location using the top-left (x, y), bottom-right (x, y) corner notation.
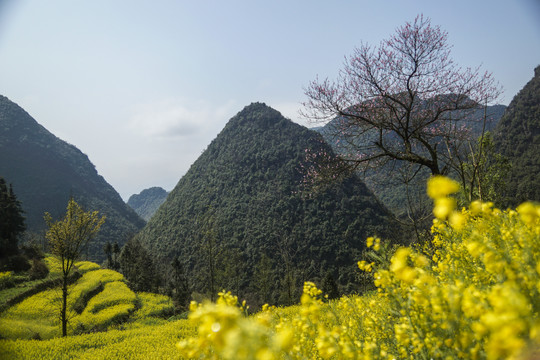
top-left (1, 0), bottom-right (539, 199)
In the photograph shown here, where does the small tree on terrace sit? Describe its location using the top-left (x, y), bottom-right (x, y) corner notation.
top-left (302, 15), bottom-right (500, 179)
top-left (45, 199), bottom-right (105, 337)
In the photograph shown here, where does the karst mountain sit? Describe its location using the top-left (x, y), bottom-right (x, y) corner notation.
top-left (135, 102), bottom-right (400, 304)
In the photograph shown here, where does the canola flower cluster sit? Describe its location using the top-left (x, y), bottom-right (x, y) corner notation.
top-left (42, 256), bottom-right (63, 277)
top-left (70, 269), bottom-right (124, 311)
top-left (177, 176), bottom-right (540, 360)
top-left (72, 280), bottom-right (137, 333)
top-left (73, 261), bottom-right (101, 273)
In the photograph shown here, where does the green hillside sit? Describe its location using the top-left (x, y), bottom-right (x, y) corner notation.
top-left (127, 187), bottom-right (169, 221)
top-left (135, 103), bottom-right (399, 305)
top-left (0, 96), bottom-right (145, 261)
top-left (493, 66), bottom-right (540, 206)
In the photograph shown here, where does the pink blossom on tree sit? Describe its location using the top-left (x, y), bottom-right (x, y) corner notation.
top-left (302, 15), bottom-right (501, 177)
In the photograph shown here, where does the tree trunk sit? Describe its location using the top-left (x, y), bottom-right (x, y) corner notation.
top-left (61, 274), bottom-right (68, 337)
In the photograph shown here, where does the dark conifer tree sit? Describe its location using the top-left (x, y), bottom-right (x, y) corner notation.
top-left (169, 257), bottom-right (190, 310)
top-left (322, 272), bottom-right (340, 300)
top-left (118, 238), bottom-right (160, 292)
top-left (112, 242), bottom-right (121, 270)
top-left (103, 241), bottom-right (113, 268)
top-left (0, 177), bottom-right (26, 258)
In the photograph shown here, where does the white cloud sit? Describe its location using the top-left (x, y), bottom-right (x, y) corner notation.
top-left (107, 98), bottom-right (241, 198)
top-left (128, 98), bottom-right (237, 139)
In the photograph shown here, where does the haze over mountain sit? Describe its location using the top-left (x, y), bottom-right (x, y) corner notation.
top-left (135, 103), bottom-right (400, 304)
top-left (493, 65), bottom-right (540, 206)
top-left (0, 95), bottom-right (145, 261)
top-left (127, 187), bottom-right (169, 221)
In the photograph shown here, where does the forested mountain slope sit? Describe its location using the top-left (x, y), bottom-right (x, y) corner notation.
top-left (0, 95), bottom-right (145, 261)
top-left (493, 66), bottom-right (540, 206)
top-left (136, 103), bottom-right (399, 305)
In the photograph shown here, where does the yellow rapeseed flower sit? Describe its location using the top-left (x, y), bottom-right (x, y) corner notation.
top-left (390, 248), bottom-right (411, 273)
top-left (427, 176), bottom-right (460, 199)
top-left (366, 236), bottom-right (374, 248)
top-left (373, 237), bottom-right (381, 251)
top-left (434, 197), bottom-right (457, 219)
top-left (517, 202), bottom-right (540, 226)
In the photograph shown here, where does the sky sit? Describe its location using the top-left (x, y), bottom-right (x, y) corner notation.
top-left (0, 0), bottom-right (539, 200)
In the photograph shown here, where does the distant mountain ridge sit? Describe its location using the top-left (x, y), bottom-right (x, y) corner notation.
top-left (135, 102), bottom-right (400, 305)
top-left (127, 187), bottom-right (169, 221)
top-left (0, 95), bottom-right (145, 261)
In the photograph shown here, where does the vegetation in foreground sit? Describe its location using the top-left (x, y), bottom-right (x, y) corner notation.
top-left (0, 318), bottom-right (195, 360)
top-left (176, 177), bottom-right (539, 360)
top-left (0, 176), bottom-right (538, 359)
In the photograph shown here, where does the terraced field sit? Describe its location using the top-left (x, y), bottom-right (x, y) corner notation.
top-left (0, 257), bottom-right (174, 345)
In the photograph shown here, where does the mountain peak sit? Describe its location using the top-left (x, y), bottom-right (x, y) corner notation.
top-left (228, 102), bottom-right (290, 130)
top-left (239, 102), bottom-right (279, 115)
top-left (127, 187), bottom-right (169, 221)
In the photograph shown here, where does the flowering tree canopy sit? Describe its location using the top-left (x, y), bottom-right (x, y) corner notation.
top-left (302, 15), bottom-right (501, 176)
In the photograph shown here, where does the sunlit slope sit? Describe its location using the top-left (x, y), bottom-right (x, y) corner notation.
top-left (0, 257), bottom-right (174, 340)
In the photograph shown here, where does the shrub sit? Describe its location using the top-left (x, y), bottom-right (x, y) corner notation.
top-left (0, 271), bottom-right (13, 290)
top-left (20, 244), bottom-right (44, 261)
top-left (28, 259), bottom-right (49, 280)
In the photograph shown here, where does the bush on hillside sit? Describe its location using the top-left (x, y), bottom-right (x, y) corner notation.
top-left (28, 259), bottom-right (49, 280)
top-left (0, 271), bottom-right (14, 290)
